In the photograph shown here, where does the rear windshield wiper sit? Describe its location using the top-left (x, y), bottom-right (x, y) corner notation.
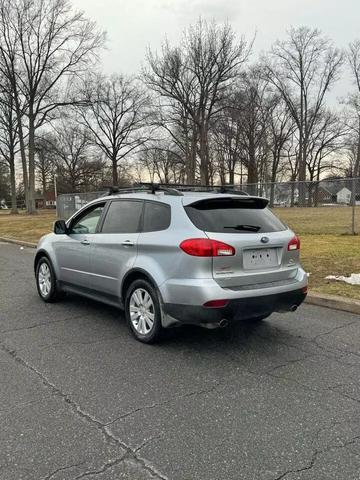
top-left (223, 224), bottom-right (261, 232)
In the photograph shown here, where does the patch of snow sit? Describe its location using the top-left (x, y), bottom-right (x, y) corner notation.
top-left (325, 273), bottom-right (360, 285)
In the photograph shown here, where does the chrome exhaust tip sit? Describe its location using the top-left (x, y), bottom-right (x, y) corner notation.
top-left (290, 305), bottom-right (298, 312)
top-left (200, 319), bottom-right (229, 329)
top-left (219, 318), bottom-right (229, 328)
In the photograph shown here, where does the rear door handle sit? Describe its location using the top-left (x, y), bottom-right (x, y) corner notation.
top-left (122, 240), bottom-right (135, 247)
top-left (81, 239), bottom-right (90, 245)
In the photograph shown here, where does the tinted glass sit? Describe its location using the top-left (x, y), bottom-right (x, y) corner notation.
top-left (185, 198), bottom-right (286, 233)
top-left (101, 200), bottom-right (143, 234)
top-left (143, 202), bottom-right (171, 232)
top-left (70, 204), bottom-right (104, 234)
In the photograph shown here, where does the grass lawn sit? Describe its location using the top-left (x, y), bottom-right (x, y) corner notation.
top-left (0, 210), bottom-right (56, 243)
top-left (0, 207), bottom-right (359, 300)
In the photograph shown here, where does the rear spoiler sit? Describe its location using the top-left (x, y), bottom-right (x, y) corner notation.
top-left (187, 196), bottom-right (269, 209)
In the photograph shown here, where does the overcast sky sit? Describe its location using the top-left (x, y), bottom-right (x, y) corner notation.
top-left (72, 0), bottom-right (360, 100)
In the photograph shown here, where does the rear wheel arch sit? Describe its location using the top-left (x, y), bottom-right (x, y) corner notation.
top-left (121, 269), bottom-right (160, 303)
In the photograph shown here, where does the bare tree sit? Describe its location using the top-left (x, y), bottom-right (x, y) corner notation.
top-left (150, 101), bottom-right (198, 183)
top-left (137, 144), bottom-right (186, 184)
top-left (0, 0), bottom-right (105, 213)
top-left (264, 27), bottom-right (343, 202)
top-left (347, 40), bottom-right (360, 179)
top-left (145, 19), bottom-right (251, 185)
top-left (232, 69), bottom-right (271, 190)
top-left (46, 116), bottom-right (105, 192)
top-left (35, 135), bottom-right (57, 196)
top-left (306, 110), bottom-right (345, 181)
top-left (76, 73), bottom-right (150, 185)
top-left (212, 93), bottom-right (243, 185)
top-left (0, 87), bottom-right (20, 213)
top-left (267, 97), bottom-right (296, 206)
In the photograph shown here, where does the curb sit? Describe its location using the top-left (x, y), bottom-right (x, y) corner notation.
top-left (0, 236), bottom-right (37, 249)
top-left (305, 292), bottom-right (360, 316)
top-left (0, 236), bottom-right (359, 316)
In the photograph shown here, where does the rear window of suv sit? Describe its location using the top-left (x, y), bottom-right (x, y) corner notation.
top-left (184, 197), bottom-right (286, 233)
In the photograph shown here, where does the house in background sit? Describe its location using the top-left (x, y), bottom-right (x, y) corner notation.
top-left (45, 191), bottom-right (56, 208)
top-left (337, 187), bottom-right (352, 204)
top-left (35, 191), bottom-right (56, 209)
top-left (313, 185), bottom-right (336, 204)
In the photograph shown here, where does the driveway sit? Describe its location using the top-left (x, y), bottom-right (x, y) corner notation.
top-left (0, 242), bottom-right (359, 480)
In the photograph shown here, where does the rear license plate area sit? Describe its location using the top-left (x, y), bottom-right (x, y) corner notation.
top-left (243, 248), bottom-right (278, 270)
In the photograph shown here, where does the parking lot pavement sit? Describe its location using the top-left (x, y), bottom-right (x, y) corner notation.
top-left (0, 243), bottom-right (359, 480)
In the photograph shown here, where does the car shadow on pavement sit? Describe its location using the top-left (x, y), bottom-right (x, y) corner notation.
top-left (59, 293), bottom-right (291, 358)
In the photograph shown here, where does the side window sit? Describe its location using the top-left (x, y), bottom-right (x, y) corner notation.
top-left (143, 201), bottom-right (171, 232)
top-left (70, 204), bottom-right (104, 235)
top-left (101, 200), bottom-right (143, 234)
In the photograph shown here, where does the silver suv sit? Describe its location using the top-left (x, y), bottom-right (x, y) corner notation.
top-left (35, 185), bottom-right (307, 343)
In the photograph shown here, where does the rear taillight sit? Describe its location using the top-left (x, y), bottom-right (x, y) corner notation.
top-left (288, 235), bottom-right (300, 251)
top-left (180, 238), bottom-right (235, 257)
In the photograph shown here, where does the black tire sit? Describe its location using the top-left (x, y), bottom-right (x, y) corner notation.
top-left (35, 256), bottom-right (63, 303)
top-left (125, 279), bottom-right (163, 344)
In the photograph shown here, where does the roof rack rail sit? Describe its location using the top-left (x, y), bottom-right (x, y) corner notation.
top-left (133, 182), bottom-right (183, 196)
top-left (102, 183), bottom-right (249, 197)
top-left (102, 183), bottom-right (184, 197)
top-left (154, 183), bottom-right (249, 196)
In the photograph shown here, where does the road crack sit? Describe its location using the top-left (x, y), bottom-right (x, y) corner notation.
top-left (105, 383), bottom-right (225, 426)
top-left (0, 341), bottom-right (168, 480)
top-left (272, 427), bottom-right (360, 480)
top-left (0, 314), bottom-right (84, 335)
top-left (42, 461), bottom-right (86, 480)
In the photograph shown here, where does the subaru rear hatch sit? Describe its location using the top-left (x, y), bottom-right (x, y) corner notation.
top-left (183, 196), bottom-right (300, 289)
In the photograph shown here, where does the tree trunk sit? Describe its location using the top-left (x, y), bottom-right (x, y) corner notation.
top-left (14, 94), bottom-right (29, 210)
top-left (229, 168), bottom-right (235, 185)
top-left (290, 178), bottom-right (296, 207)
top-left (112, 157), bottom-right (118, 185)
top-left (42, 170), bottom-right (47, 197)
top-left (9, 154), bottom-right (18, 214)
top-left (199, 123), bottom-right (209, 185)
top-left (247, 137), bottom-right (258, 195)
top-left (269, 152), bottom-right (278, 208)
top-left (27, 110), bottom-right (37, 214)
top-left (298, 131), bottom-right (307, 206)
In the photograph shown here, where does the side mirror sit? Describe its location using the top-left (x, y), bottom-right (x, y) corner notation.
top-left (54, 219), bottom-right (68, 235)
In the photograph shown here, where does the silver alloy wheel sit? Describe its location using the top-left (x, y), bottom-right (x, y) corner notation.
top-left (129, 288), bottom-right (155, 335)
top-left (38, 263), bottom-right (51, 297)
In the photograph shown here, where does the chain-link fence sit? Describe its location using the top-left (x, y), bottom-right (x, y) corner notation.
top-left (241, 177), bottom-right (359, 235)
top-left (57, 191), bottom-right (106, 220)
top-left (56, 177), bottom-right (359, 235)
top-left (241, 178), bottom-right (359, 207)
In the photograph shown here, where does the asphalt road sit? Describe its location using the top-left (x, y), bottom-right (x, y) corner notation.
top-left (0, 242), bottom-right (360, 480)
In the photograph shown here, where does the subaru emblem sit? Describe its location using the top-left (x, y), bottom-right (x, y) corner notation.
top-left (261, 236), bottom-right (269, 244)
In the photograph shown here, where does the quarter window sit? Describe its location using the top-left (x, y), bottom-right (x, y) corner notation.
top-left (101, 200), bottom-right (143, 234)
top-left (143, 202), bottom-right (171, 232)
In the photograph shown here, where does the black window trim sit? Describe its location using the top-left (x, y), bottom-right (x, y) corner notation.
top-left (67, 201), bottom-right (107, 235)
top-left (98, 198), bottom-right (144, 234)
top-left (142, 199), bottom-right (171, 233)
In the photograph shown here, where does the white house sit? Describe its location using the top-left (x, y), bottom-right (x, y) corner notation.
top-left (336, 187), bottom-right (352, 204)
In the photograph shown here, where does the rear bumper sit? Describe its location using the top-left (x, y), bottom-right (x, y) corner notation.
top-left (163, 288), bottom-right (307, 325)
top-left (160, 267), bottom-right (308, 326)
